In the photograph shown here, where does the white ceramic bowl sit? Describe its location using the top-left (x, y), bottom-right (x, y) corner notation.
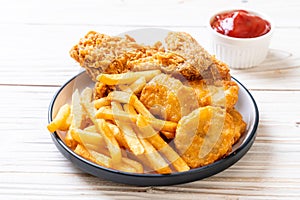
top-left (208, 9), bottom-right (274, 69)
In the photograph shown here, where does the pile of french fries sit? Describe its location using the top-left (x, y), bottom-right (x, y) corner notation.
top-left (47, 70), bottom-right (190, 174)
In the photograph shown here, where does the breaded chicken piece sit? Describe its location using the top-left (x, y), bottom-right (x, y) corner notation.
top-left (139, 75), bottom-right (238, 124)
top-left (201, 56), bottom-right (231, 82)
top-left (70, 31), bottom-right (231, 82)
top-left (174, 106), bottom-right (236, 168)
top-left (165, 32), bottom-right (231, 81)
top-left (139, 73), bottom-right (199, 122)
top-left (229, 108), bottom-right (247, 143)
top-left (188, 79), bottom-right (239, 110)
top-left (69, 31), bottom-right (164, 81)
top-left (165, 32), bottom-right (213, 77)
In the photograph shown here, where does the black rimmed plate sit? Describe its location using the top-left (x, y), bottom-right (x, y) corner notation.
top-left (48, 28), bottom-right (259, 186)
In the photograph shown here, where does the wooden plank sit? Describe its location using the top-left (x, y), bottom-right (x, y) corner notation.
top-left (0, 1), bottom-right (300, 199)
top-left (0, 85), bottom-right (299, 198)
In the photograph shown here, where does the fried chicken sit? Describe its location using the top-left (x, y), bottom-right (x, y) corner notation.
top-left (174, 106), bottom-right (237, 168)
top-left (165, 32), bottom-right (212, 79)
top-left (70, 31), bottom-right (231, 82)
top-left (139, 75), bottom-right (238, 123)
top-left (139, 73), bottom-right (199, 122)
top-left (165, 32), bottom-right (231, 81)
top-left (229, 108), bottom-right (247, 143)
top-left (188, 79), bottom-right (239, 110)
top-left (69, 31), bottom-right (164, 81)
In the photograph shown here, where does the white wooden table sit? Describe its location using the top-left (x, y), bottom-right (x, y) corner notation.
top-left (1, 0), bottom-right (300, 199)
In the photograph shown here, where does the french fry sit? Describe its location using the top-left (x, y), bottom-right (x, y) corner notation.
top-left (83, 125), bottom-right (110, 153)
top-left (116, 84), bottom-right (132, 93)
top-left (70, 89), bottom-right (84, 129)
top-left (112, 159), bottom-right (138, 173)
top-left (89, 119), bottom-right (122, 164)
top-left (138, 138), bottom-right (172, 174)
top-left (124, 104), bottom-right (172, 174)
top-left (70, 128), bottom-right (105, 147)
top-left (88, 149), bottom-right (112, 168)
top-left (80, 87), bottom-right (122, 164)
top-left (97, 119), bottom-right (122, 164)
top-left (84, 125), bottom-right (97, 132)
top-left (68, 89), bottom-right (84, 147)
top-left (74, 144), bottom-right (96, 162)
top-left (128, 76), bottom-right (146, 94)
top-left (108, 91), bottom-right (154, 119)
top-left (121, 157), bottom-right (144, 173)
top-left (95, 106), bottom-right (116, 120)
top-left (96, 70), bottom-right (161, 85)
top-left (108, 91), bottom-right (135, 104)
top-left (131, 94), bottom-right (154, 118)
top-left (106, 122), bottom-right (129, 149)
top-left (84, 143), bottom-right (109, 156)
top-left (96, 106), bottom-right (177, 132)
top-left (93, 97), bottom-right (111, 109)
top-left (74, 144), bottom-right (111, 168)
top-left (111, 102), bottom-right (144, 156)
top-left (65, 130), bottom-right (77, 149)
top-left (123, 104), bottom-right (136, 116)
top-left (47, 103), bottom-right (71, 132)
top-left (80, 87), bottom-right (94, 115)
top-left (136, 115), bottom-right (190, 172)
top-left (146, 117), bottom-right (177, 133)
top-left (75, 144), bottom-right (139, 173)
top-left (160, 131), bottom-right (175, 140)
top-left (124, 103), bottom-right (176, 134)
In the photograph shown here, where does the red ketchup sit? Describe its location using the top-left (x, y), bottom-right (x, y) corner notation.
top-left (211, 10), bottom-right (271, 38)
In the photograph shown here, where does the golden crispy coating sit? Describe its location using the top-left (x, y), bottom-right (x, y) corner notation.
top-left (198, 56), bottom-right (231, 82)
top-left (70, 31), bottom-right (231, 82)
top-left (139, 74), bottom-right (198, 122)
top-left (174, 106), bottom-right (236, 168)
top-left (188, 80), bottom-right (239, 110)
top-left (69, 31), bottom-right (162, 81)
top-left (165, 32), bottom-right (213, 77)
top-left (93, 82), bottom-right (115, 100)
top-left (229, 108), bottom-right (247, 143)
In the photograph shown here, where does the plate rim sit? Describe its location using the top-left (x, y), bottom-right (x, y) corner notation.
top-left (48, 71), bottom-right (259, 186)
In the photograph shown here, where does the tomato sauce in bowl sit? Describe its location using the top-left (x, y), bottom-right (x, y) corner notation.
top-left (211, 10), bottom-right (271, 38)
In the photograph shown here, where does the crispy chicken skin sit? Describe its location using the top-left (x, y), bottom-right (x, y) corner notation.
top-left (139, 75), bottom-right (238, 123)
top-left (188, 80), bottom-right (239, 110)
top-left (140, 74), bottom-right (199, 122)
top-left (229, 108), bottom-right (247, 143)
top-left (174, 106), bottom-right (237, 168)
top-left (165, 32), bottom-right (212, 78)
top-left (69, 31), bottom-right (163, 81)
top-left (165, 32), bottom-right (231, 81)
top-left (70, 31), bottom-right (231, 82)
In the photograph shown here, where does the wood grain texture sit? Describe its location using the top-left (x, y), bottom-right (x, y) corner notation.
top-left (1, 0), bottom-right (300, 199)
